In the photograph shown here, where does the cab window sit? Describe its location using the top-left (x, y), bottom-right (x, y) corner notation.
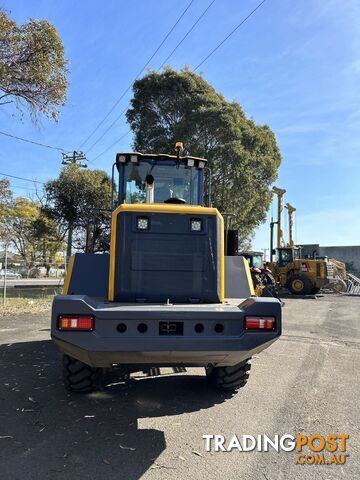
top-left (123, 159), bottom-right (200, 205)
top-left (278, 249), bottom-right (293, 265)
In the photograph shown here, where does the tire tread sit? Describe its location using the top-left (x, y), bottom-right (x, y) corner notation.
top-left (62, 355), bottom-right (102, 393)
top-left (206, 359), bottom-right (251, 391)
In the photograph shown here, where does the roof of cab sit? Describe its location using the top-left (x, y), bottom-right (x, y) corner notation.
top-left (240, 251), bottom-right (264, 256)
top-left (116, 151), bottom-right (207, 167)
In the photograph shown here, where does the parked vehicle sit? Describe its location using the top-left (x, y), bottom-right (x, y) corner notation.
top-left (240, 251), bottom-right (279, 299)
top-left (269, 188), bottom-right (340, 295)
top-left (0, 270), bottom-right (22, 279)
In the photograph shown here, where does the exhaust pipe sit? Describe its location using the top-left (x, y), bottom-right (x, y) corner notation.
top-left (145, 174), bottom-right (154, 203)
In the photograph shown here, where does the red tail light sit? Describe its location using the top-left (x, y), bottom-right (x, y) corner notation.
top-left (244, 316), bottom-right (276, 331)
top-left (58, 315), bottom-right (94, 331)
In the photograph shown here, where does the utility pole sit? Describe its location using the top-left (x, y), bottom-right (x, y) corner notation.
top-left (61, 151), bottom-right (88, 265)
top-left (2, 243), bottom-right (8, 305)
top-left (61, 150), bottom-right (87, 168)
top-left (270, 217), bottom-right (278, 262)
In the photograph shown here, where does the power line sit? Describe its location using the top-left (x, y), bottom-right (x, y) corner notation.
top-left (160, 0), bottom-right (216, 68)
top-left (0, 130), bottom-right (66, 152)
top-left (79, 0), bottom-right (194, 151)
top-left (9, 184), bottom-right (39, 192)
top-left (0, 172), bottom-right (45, 184)
top-left (91, 129), bottom-right (132, 163)
top-left (194, 0), bottom-right (267, 71)
top-left (84, 0), bottom-right (266, 161)
top-left (86, 1), bottom-right (214, 157)
top-left (86, 107), bottom-right (129, 155)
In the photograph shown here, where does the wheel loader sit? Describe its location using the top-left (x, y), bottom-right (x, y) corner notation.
top-left (51, 144), bottom-right (281, 393)
top-left (269, 187), bottom-right (340, 295)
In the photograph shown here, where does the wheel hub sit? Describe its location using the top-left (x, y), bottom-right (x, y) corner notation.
top-left (292, 279), bottom-right (304, 291)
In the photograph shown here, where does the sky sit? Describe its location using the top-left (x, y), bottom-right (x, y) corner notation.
top-left (1, 0), bottom-right (359, 254)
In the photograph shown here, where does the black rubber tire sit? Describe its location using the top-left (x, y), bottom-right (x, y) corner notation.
top-left (62, 354), bottom-right (103, 393)
top-left (311, 287), bottom-right (321, 295)
top-left (287, 274), bottom-right (313, 295)
top-left (205, 359), bottom-right (251, 391)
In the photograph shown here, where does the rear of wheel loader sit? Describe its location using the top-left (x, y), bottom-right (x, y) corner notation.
top-left (51, 148), bottom-right (282, 393)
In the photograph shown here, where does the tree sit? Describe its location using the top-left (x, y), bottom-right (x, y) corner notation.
top-left (0, 178), bottom-right (13, 243)
top-left (0, 9), bottom-right (68, 122)
top-left (126, 68), bottom-right (282, 246)
top-left (32, 212), bottom-right (65, 276)
top-left (0, 195), bottom-right (64, 275)
top-left (0, 178), bottom-right (12, 219)
top-left (44, 165), bottom-right (113, 262)
top-left (1, 197), bottom-right (40, 270)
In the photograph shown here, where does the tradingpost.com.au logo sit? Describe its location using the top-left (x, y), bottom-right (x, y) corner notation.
top-left (202, 434), bottom-right (349, 465)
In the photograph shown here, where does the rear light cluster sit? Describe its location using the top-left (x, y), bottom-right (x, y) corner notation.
top-left (244, 316), bottom-right (276, 331)
top-left (58, 315), bottom-right (94, 331)
top-left (57, 316), bottom-right (275, 333)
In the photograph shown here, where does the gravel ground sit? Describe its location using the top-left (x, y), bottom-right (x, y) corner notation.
top-left (0, 295), bottom-right (359, 480)
top-left (0, 297), bottom-right (53, 317)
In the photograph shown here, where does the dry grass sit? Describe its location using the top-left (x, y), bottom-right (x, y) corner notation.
top-left (0, 296), bottom-right (53, 317)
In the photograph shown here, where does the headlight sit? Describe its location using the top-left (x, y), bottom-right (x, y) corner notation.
top-left (137, 217), bottom-right (149, 230)
top-left (191, 219), bottom-right (202, 231)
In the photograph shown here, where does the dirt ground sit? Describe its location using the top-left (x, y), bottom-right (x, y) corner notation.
top-left (0, 297), bottom-right (53, 317)
top-left (0, 295), bottom-right (359, 480)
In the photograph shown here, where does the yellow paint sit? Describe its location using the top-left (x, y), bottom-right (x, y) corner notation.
top-left (111, 203), bottom-right (220, 216)
top-left (292, 279), bottom-right (304, 292)
top-left (217, 211), bottom-right (225, 301)
top-left (243, 256), bottom-right (256, 296)
top-left (63, 255), bottom-right (75, 295)
top-left (108, 203), bottom-right (225, 302)
top-left (108, 208), bottom-right (118, 301)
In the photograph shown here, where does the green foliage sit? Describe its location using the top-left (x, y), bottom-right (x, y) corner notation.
top-left (44, 165), bottom-right (113, 252)
top-left (2, 197), bottom-right (39, 264)
top-left (32, 211), bottom-right (65, 272)
top-left (0, 178), bottom-right (13, 226)
top-left (126, 67), bottom-right (281, 245)
top-left (0, 196), bottom-right (64, 269)
top-left (0, 9), bottom-right (68, 122)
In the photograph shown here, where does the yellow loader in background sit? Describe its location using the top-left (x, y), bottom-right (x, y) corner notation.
top-left (269, 187), bottom-right (342, 295)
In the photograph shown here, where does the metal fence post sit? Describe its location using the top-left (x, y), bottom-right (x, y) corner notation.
top-left (3, 243), bottom-right (8, 305)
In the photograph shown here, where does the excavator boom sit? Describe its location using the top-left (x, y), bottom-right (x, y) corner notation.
top-left (285, 202), bottom-right (296, 248)
top-left (272, 187), bottom-right (286, 249)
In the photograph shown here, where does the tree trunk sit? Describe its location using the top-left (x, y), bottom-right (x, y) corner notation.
top-left (66, 224), bottom-right (73, 266)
